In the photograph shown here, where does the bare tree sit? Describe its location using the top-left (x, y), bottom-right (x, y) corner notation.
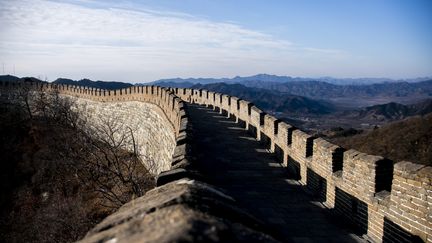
top-left (6, 83), bottom-right (35, 120)
top-left (58, 114), bottom-right (155, 208)
top-left (4, 83), bottom-right (155, 208)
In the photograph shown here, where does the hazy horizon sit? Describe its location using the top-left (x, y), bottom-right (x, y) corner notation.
top-left (3, 73), bottom-right (432, 85)
top-left (1, 0), bottom-right (431, 82)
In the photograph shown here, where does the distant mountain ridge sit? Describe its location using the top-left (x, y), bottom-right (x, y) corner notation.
top-left (151, 74), bottom-right (432, 107)
top-left (191, 82), bottom-right (335, 115)
top-left (0, 75), bottom-right (133, 90)
top-left (0, 75), bottom-right (21, 82)
top-left (53, 78), bottom-right (132, 90)
top-left (240, 79), bottom-right (432, 99)
top-left (150, 73), bottom-right (432, 86)
top-left (0, 75), bottom-right (45, 83)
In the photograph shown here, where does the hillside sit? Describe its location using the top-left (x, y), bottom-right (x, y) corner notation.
top-left (331, 113), bottom-right (432, 166)
top-left (53, 78), bottom-right (132, 90)
top-left (191, 83), bottom-right (335, 114)
top-left (343, 99), bottom-right (432, 121)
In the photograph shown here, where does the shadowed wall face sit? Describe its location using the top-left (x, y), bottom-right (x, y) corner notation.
top-left (72, 98), bottom-right (176, 174)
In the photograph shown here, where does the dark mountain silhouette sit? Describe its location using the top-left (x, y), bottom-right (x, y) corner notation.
top-left (0, 75), bottom-right (21, 82)
top-left (53, 78), bottom-right (132, 90)
top-left (191, 83), bottom-right (335, 114)
top-left (0, 75), bottom-right (44, 83)
top-left (1, 75), bottom-right (133, 90)
top-left (332, 113), bottom-right (432, 166)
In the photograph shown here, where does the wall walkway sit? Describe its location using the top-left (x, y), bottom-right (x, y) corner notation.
top-left (173, 87), bottom-right (431, 243)
top-left (187, 103), bottom-right (364, 242)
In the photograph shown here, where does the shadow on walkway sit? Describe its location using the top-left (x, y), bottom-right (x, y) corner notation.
top-left (188, 104), bottom-right (365, 243)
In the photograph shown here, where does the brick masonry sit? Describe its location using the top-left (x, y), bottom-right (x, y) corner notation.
top-left (71, 99), bottom-right (176, 174)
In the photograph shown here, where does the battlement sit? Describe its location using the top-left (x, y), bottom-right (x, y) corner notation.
top-left (174, 87), bottom-right (431, 243)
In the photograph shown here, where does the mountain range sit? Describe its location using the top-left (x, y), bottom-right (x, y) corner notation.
top-left (239, 79), bottom-right (432, 100)
top-left (150, 74), bottom-right (431, 86)
top-left (191, 82), bottom-right (432, 122)
top-left (2, 74), bottom-right (432, 121)
top-left (152, 74), bottom-right (432, 108)
top-left (191, 83), bottom-right (335, 115)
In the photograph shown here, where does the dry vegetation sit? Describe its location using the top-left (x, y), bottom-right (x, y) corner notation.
top-left (331, 113), bottom-right (432, 166)
top-left (0, 85), bottom-right (155, 242)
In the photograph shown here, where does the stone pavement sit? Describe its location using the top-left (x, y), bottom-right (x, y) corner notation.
top-left (188, 104), bottom-right (366, 243)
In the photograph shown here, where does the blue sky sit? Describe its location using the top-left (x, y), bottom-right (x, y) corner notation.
top-left (0, 0), bottom-right (431, 82)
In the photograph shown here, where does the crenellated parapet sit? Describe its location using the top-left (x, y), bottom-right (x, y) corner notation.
top-left (174, 87), bottom-right (431, 243)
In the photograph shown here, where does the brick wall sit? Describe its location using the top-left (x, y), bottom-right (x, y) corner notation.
top-left (0, 81), bottom-right (193, 177)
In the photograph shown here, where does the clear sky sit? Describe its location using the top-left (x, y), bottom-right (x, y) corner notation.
top-left (0, 0), bottom-right (431, 82)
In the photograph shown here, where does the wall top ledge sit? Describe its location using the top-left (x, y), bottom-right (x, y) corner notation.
top-left (278, 122), bottom-right (293, 130)
top-left (292, 129), bottom-right (311, 139)
top-left (394, 161), bottom-right (431, 183)
top-left (314, 137), bottom-right (340, 150)
top-left (344, 149), bottom-right (384, 164)
top-left (251, 106), bottom-right (263, 113)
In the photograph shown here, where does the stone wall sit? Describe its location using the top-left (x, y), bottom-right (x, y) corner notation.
top-left (0, 81), bottom-right (193, 176)
top-left (71, 99), bottom-right (176, 174)
top-left (174, 87), bottom-right (432, 243)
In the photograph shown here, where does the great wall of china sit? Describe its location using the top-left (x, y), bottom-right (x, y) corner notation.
top-left (1, 81), bottom-right (431, 242)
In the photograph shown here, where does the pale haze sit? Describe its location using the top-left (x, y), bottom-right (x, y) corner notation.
top-left (0, 0), bottom-right (431, 83)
